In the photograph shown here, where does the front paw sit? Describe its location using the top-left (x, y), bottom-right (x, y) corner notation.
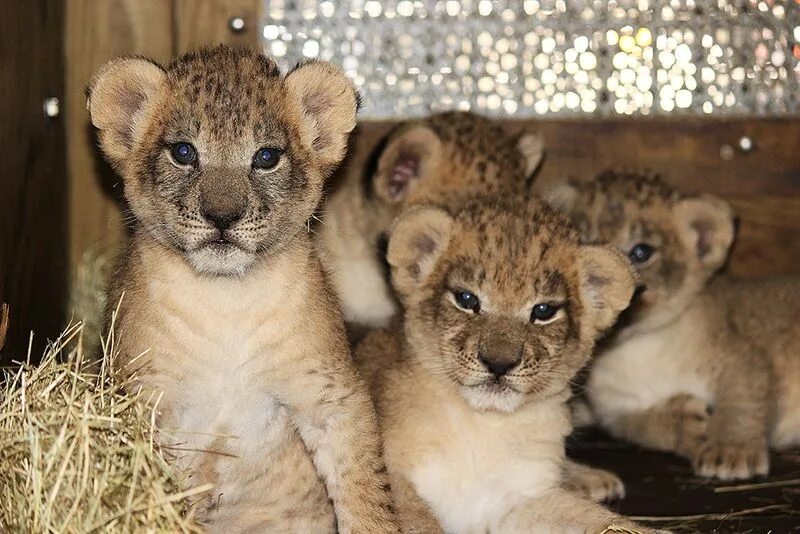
top-left (600, 520), bottom-right (672, 534)
top-left (565, 466), bottom-right (625, 503)
top-left (691, 441), bottom-right (769, 480)
top-left (666, 394), bottom-right (709, 456)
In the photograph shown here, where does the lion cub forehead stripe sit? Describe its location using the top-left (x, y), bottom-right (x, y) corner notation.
top-left (163, 47), bottom-right (289, 139)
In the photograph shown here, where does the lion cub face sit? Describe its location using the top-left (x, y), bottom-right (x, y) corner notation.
top-left (88, 46), bottom-right (358, 275)
top-left (545, 172), bottom-right (735, 333)
top-left (387, 199), bottom-right (636, 412)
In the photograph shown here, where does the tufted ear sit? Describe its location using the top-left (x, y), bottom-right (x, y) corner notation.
top-left (87, 58), bottom-right (167, 167)
top-left (541, 182), bottom-right (579, 214)
top-left (372, 125), bottom-right (443, 204)
top-left (285, 60), bottom-right (359, 171)
top-left (387, 206), bottom-right (453, 296)
top-left (673, 195), bottom-right (735, 271)
top-left (515, 130), bottom-right (545, 178)
top-left (577, 245), bottom-right (637, 332)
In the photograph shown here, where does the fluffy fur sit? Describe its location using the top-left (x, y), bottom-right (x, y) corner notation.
top-left (315, 111), bottom-right (545, 333)
top-left (546, 172), bottom-right (800, 480)
top-left (88, 46), bottom-right (397, 532)
top-left (356, 198), bottom-right (652, 533)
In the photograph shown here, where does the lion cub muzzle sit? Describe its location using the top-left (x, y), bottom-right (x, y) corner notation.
top-left (199, 171), bottom-right (248, 231)
top-left (478, 334), bottom-right (523, 378)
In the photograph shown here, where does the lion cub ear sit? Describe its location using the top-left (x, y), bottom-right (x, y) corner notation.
top-left (87, 58), bottom-right (167, 166)
top-left (541, 182), bottom-right (579, 214)
top-left (373, 125), bottom-right (443, 204)
top-left (285, 60), bottom-right (359, 170)
top-left (515, 130), bottom-right (545, 178)
top-left (673, 195), bottom-right (735, 271)
top-left (387, 206), bottom-right (454, 296)
top-left (577, 245), bottom-right (637, 332)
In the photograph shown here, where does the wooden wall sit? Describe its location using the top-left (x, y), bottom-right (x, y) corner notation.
top-left (0, 1), bottom-right (68, 363)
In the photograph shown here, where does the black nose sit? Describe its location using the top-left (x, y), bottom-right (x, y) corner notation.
top-left (478, 351), bottom-right (520, 377)
top-left (204, 209), bottom-right (242, 231)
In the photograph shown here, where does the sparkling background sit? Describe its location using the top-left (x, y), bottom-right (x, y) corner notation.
top-left (260, 1), bottom-right (800, 117)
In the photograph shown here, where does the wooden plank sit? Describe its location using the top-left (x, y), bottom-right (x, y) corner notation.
top-left (65, 0), bottom-right (174, 275)
top-left (0, 0), bottom-right (67, 363)
top-left (525, 117), bottom-right (800, 197)
top-left (727, 195), bottom-right (800, 279)
top-left (0, 303), bottom-right (8, 353)
top-left (174, 0), bottom-right (262, 53)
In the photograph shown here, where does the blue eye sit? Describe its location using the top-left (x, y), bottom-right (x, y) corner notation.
top-left (170, 142), bottom-right (196, 165)
top-left (531, 303), bottom-right (559, 323)
top-left (453, 290), bottom-right (480, 313)
top-left (629, 243), bottom-right (654, 264)
top-left (253, 147), bottom-right (281, 170)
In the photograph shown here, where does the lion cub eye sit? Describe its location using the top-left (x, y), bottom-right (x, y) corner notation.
top-left (453, 290), bottom-right (481, 314)
top-left (629, 243), bottom-right (654, 264)
top-left (170, 142), bottom-right (197, 166)
top-left (531, 303), bottom-right (560, 323)
top-left (253, 147), bottom-right (282, 170)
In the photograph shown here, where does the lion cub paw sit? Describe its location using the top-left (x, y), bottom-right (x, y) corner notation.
top-left (691, 441), bottom-right (769, 480)
top-left (601, 526), bottom-right (673, 534)
top-left (565, 464), bottom-right (625, 502)
top-left (666, 393), bottom-right (709, 455)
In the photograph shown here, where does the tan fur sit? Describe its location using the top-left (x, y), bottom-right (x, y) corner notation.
top-left (315, 112), bottom-right (544, 332)
top-left (356, 199), bottom-right (654, 533)
top-left (89, 46), bottom-right (397, 532)
top-left (546, 172), bottom-right (800, 480)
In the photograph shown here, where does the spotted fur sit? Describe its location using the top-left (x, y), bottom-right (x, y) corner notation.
top-left (315, 111), bottom-right (545, 333)
top-left (355, 198), bottom-right (649, 533)
top-left (88, 46), bottom-right (397, 532)
top-left (547, 172), bottom-right (800, 481)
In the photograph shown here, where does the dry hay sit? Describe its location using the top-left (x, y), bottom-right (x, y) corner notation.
top-left (0, 320), bottom-right (208, 533)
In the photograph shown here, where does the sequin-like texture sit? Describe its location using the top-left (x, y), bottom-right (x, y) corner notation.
top-left (261, 1), bottom-right (799, 117)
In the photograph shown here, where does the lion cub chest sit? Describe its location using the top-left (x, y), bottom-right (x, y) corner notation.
top-left (132, 266), bottom-right (290, 436)
top-left (587, 315), bottom-right (713, 425)
top-left (390, 382), bottom-right (570, 533)
top-left (118, 251), bottom-right (329, 517)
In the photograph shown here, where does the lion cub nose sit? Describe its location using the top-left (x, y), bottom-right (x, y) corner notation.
top-left (204, 208), bottom-right (242, 231)
top-left (200, 177), bottom-right (246, 231)
top-left (478, 350), bottom-right (521, 377)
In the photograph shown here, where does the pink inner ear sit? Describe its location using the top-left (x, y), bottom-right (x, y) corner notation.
top-left (388, 153), bottom-right (419, 199)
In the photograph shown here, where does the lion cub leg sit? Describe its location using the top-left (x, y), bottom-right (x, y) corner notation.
top-left (605, 393), bottom-right (710, 458)
top-left (273, 360), bottom-right (399, 532)
top-left (690, 359), bottom-right (770, 480)
top-left (390, 471), bottom-right (443, 534)
top-left (563, 460), bottom-right (625, 502)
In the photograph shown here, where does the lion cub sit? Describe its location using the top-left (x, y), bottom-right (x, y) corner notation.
top-left (316, 111), bottom-right (544, 333)
top-left (546, 172), bottom-right (800, 480)
top-left (88, 46), bottom-right (397, 532)
top-left (356, 198), bottom-right (651, 533)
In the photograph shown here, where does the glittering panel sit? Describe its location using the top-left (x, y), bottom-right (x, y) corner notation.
top-left (260, 1), bottom-right (800, 117)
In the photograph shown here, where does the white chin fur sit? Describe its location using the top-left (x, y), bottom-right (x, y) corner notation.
top-left (187, 246), bottom-right (257, 276)
top-left (462, 386), bottom-right (525, 413)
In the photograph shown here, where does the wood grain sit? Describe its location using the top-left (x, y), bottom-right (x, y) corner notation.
top-left (0, 0), bottom-right (67, 363)
top-left (0, 303), bottom-right (8, 353)
top-left (65, 0), bottom-right (174, 273)
top-left (174, 0), bottom-right (262, 53)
